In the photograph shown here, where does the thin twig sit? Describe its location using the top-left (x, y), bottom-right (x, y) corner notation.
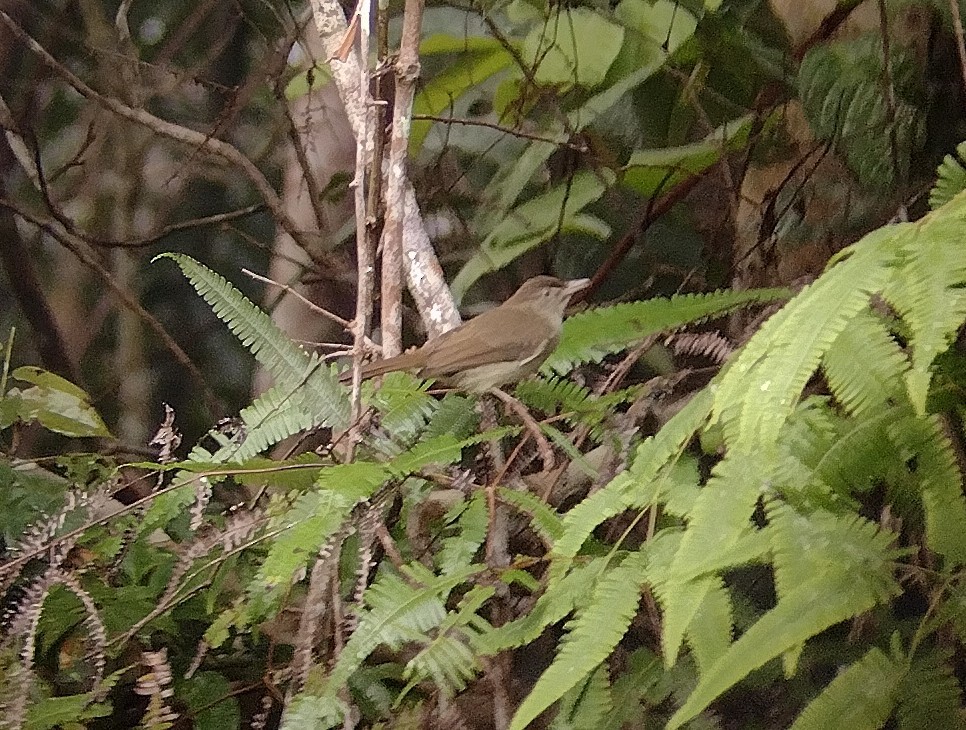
top-left (488, 388), bottom-right (555, 473)
top-left (0, 10), bottom-right (311, 255)
top-left (412, 114), bottom-right (588, 151)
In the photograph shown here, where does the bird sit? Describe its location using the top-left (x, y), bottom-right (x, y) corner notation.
top-left (342, 275), bottom-right (591, 393)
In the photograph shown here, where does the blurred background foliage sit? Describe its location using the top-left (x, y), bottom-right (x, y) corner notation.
top-left (1, 0), bottom-right (962, 447)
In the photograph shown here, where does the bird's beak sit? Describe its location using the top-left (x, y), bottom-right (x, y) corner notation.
top-left (563, 278), bottom-right (592, 298)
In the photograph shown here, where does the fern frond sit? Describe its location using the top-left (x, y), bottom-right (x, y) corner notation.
top-left (712, 224), bottom-right (897, 451)
top-left (881, 216), bottom-right (966, 414)
top-left (552, 387), bottom-right (713, 565)
top-left (366, 372), bottom-right (437, 453)
top-left (547, 288), bottom-right (789, 375)
top-left (655, 449), bottom-right (775, 666)
top-left (509, 550), bottom-right (649, 730)
top-left (667, 507), bottom-right (901, 729)
top-left (477, 557), bottom-right (606, 654)
top-left (498, 487), bottom-right (565, 543)
top-left (402, 585), bottom-right (493, 697)
top-left (889, 413), bottom-right (966, 565)
top-left (551, 665), bottom-right (613, 730)
top-left (248, 466), bottom-right (383, 615)
top-left (788, 647), bottom-right (900, 730)
top-left (686, 579), bottom-right (735, 678)
top-left (516, 376), bottom-right (639, 442)
top-left (929, 141), bottom-right (966, 210)
top-left (228, 383), bottom-right (323, 461)
top-left (895, 648), bottom-right (964, 729)
top-left (821, 310), bottom-right (907, 417)
top-left (157, 253), bottom-right (349, 433)
top-left (436, 490), bottom-right (488, 575)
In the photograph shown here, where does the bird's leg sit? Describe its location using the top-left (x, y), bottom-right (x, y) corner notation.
top-left (476, 396), bottom-right (511, 567)
top-left (487, 387), bottom-right (555, 474)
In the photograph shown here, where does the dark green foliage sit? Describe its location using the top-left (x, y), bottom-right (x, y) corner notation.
top-left (798, 35), bottom-right (927, 188)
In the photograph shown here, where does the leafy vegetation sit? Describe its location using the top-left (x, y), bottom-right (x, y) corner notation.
top-left (3, 0), bottom-right (966, 727)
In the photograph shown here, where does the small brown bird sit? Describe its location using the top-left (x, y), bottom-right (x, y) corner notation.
top-left (343, 276), bottom-right (590, 392)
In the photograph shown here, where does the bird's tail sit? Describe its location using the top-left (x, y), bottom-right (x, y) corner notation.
top-left (338, 350), bottom-right (424, 384)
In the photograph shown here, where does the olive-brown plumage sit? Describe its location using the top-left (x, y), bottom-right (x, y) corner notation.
top-left (343, 276), bottom-right (590, 392)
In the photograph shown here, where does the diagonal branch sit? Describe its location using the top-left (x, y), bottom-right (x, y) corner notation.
top-left (0, 10), bottom-right (311, 256)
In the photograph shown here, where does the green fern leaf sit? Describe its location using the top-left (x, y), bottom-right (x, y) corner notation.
top-left (551, 665), bottom-right (613, 730)
top-left (788, 647), bottom-right (901, 730)
top-left (510, 550), bottom-right (649, 730)
top-left (822, 310), bottom-right (907, 417)
top-left (547, 289), bottom-right (789, 375)
top-left (929, 142), bottom-right (966, 210)
top-left (437, 491), bottom-right (488, 575)
top-left (478, 557), bottom-right (606, 654)
top-left (321, 564), bottom-right (483, 699)
top-left (247, 464), bottom-right (384, 615)
top-left (498, 487), bottom-right (565, 543)
top-left (552, 388), bottom-right (713, 565)
top-left (896, 648), bottom-right (965, 730)
top-left (686, 578), bottom-right (735, 678)
top-left (667, 507), bottom-right (900, 729)
top-left (279, 694), bottom-right (343, 730)
top-left (156, 253), bottom-right (350, 439)
top-left (402, 585), bottom-right (493, 696)
top-left (882, 215), bottom-right (966, 414)
top-left (889, 413), bottom-right (966, 565)
top-left (713, 224), bottom-right (897, 451)
top-left (656, 451), bottom-right (774, 665)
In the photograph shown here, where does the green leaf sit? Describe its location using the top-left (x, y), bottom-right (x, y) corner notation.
top-left (548, 288), bottom-right (789, 374)
top-left (622, 115), bottom-right (753, 197)
top-left (522, 8), bottom-right (624, 89)
top-left (454, 170), bottom-right (614, 301)
top-left (509, 551), bottom-right (649, 730)
top-left (788, 648), bottom-right (900, 730)
top-left (5, 366), bottom-right (110, 437)
top-left (412, 38), bottom-right (513, 152)
top-left (615, 0), bottom-right (697, 56)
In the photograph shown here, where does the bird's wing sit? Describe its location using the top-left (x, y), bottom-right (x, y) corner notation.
top-left (421, 305), bottom-right (557, 376)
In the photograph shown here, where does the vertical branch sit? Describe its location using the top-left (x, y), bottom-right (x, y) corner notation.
top-left (349, 0), bottom-right (377, 425)
top-left (950, 0), bottom-right (966, 101)
top-left (379, 0), bottom-right (425, 357)
top-left (308, 0), bottom-right (460, 338)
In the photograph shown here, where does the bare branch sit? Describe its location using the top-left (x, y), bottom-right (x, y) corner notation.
top-left (379, 0), bottom-right (426, 356)
top-left (307, 0), bottom-right (460, 337)
top-left (0, 10), bottom-right (311, 256)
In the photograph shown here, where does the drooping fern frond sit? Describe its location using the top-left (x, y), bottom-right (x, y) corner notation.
top-left (515, 376), bottom-right (639, 442)
top-left (551, 387), bottom-right (713, 567)
top-left (895, 648), bottom-right (964, 729)
top-left (156, 253), bottom-right (350, 438)
top-left (787, 647), bottom-right (900, 730)
top-left (436, 490), bottom-right (488, 576)
top-left (546, 288), bottom-right (790, 375)
top-left (401, 584), bottom-right (494, 697)
top-left (881, 217), bottom-right (966, 414)
top-left (666, 506), bottom-right (902, 729)
top-left (550, 665), bottom-right (613, 730)
top-left (509, 550), bottom-right (649, 730)
top-left (285, 562), bottom-right (484, 727)
top-left (712, 225), bottom-right (897, 452)
top-left (929, 141), bottom-right (966, 210)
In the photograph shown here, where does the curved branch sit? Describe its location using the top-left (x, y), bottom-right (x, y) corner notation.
top-left (0, 10), bottom-right (311, 256)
